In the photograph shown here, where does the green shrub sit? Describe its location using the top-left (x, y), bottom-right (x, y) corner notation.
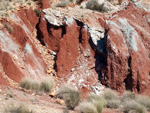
top-left (4, 23), bottom-right (13, 33)
top-left (86, 0), bottom-right (109, 12)
top-left (102, 89), bottom-right (118, 101)
top-left (123, 100), bottom-right (146, 113)
top-left (4, 104), bottom-right (33, 113)
top-left (34, 9), bottom-right (40, 17)
top-left (56, 85), bottom-right (74, 99)
top-left (93, 99), bottom-right (104, 113)
top-left (106, 99), bottom-right (120, 109)
top-left (20, 78), bottom-right (54, 93)
top-left (20, 79), bottom-right (32, 90)
top-left (80, 93), bottom-right (105, 113)
top-left (27, 2), bottom-right (31, 5)
top-left (79, 101), bottom-right (98, 113)
top-left (136, 95), bottom-right (150, 112)
top-left (31, 82), bottom-right (40, 91)
top-left (88, 93), bottom-right (105, 113)
top-left (40, 79), bottom-right (54, 93)
top-left (20, 79), bottom-right (40, 91)
top-left (55, 0), bottom-right (69, 7)
top-left (64, 90), bottom-right (80, 110)
top-left (120, 91), bottom-right (136, 102)
top-left (56, 86), bottom-right (80, 110)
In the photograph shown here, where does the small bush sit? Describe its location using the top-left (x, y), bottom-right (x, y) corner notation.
top-left (56, 86), bottom-right (80, 110)
top-left (56, 85), bottom-right (75, 99)
top-left (88, 93), bottom-right (106, 105)
top-left (4, 23), bottom-right (13, 33)
top-left (120, 91), bottom-right (136, 102)
top-left (102, 89), bottom-right (118, 101)
top-left (88, 93), bottom-right (105, 113)
top-left (34, 9), bottom-right (40, 17)
top-left (31, 81), bottom-right (40, 91)
top-left (93, 99), bottom-right (104, 113)
top-left (4, 104), bottom-right (33, 113)
top-left (55, 0), bottom-right (69, 7)
top-left (40, 79), bottom-right (54, 93)
top-left (79, 101), bottom-right (98, 113)
top-left (106, 99), bottom-right (120, 109)
top-left (64, 90), bottom-right (80, 110)
top-left (136, 95), bottom-right (150, 112)
top-left (20, 78), bottom-right (54, 93)
top-left (86, 0), bottom-right (109, 12)
top-left (20, 79), bottom-right (32, 90)
top-left (80, 93), bottom-right (105, 113)
top-left (123, 100), bottom-right (146, 113)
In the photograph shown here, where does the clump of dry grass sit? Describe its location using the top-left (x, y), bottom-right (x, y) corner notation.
top-left (120, 91), bottom-right (136, 103)
top-left (20, 78), bottom-right (54, 93)
top-left (122, 100), bottom-right (146, 113)
top-left (101, 89), bottom-right (121, 109)
top-left (40, 79), bottom-right (54, 93)
top-left (79, 101), bottom-right (98, 113)
top-left (4, 104), bottom-right (34, 113)
top-left (135, 95), bottom-right (150, 112)
top-left (56, 85), bottom-right (80, 110)
top-left (86, 0), bottom-right (109, 12)
top-left (79, 93), bottom-right (105, 113)
top-left (55, 0), bottom-right (69, 7)
top-left (4, 23), bottom-right (13, 33)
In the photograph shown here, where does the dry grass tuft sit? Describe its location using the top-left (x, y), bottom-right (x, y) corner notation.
top-left (122, 100), bottom-right (146, 113)
top-left (86, 0), bottom-right (109, 12)
top-left (20, 78), bottom-right (54, 93)
top-left (4, 104), bottom-right (34, 113)
top-left (120, 91), bottom-right (136, 102)
top-left (40, 79), bottom-right (54, 93)
top-left (56, 85), bottom-right (80, 110)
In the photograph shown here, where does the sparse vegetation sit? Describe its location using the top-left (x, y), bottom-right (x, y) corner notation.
top-left (120, 91), bottom-right (136, 102)
top-left (56, 85), bottom-right (80, 110)
top-left (20, 78), bottom-right (54, 93)
top-left (78, 89), bottom-right (150, 113)
top-left (4, 104), bottom-right (34, 113)
top-left (106, 99), bottom-right (120, 109)
top-left (20, 79), bottom-right (33, 90)
top-left (122, 100), bottom-right (146, 113)
top-left (135, 95), bottom-right (150, 112)
top-left (101, 89), bottom-right (121, 109)
top-left (55, 0), bottom-right (69, 7)
top-left (4, 23), bottom-right (13, 33)
top-left (86, 0), bottom-right (109, 12)
top-left (40, 79), bottom-right (54, 93)
top-left (34, 9), bottom-right (40, 17)
top-left (79, 93), bottom-right (105, 113)
top-left (79, 101), bottom-right (98, 113)
top-left (102, 89), bottom-right (118, 100)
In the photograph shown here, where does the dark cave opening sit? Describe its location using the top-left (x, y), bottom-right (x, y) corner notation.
top-left (124, 74), bottom-right (133, 91)
top-left (124, 56), bottom-right (133, 91)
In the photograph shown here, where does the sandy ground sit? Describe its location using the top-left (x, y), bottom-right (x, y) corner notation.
top-left (0, 86), bottom-right (80, 113)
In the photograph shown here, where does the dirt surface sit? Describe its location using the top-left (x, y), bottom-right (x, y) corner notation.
top-left (0, 86), bottom-right (80, 113)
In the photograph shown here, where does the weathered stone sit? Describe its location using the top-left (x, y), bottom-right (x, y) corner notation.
top-left (104, 3), bottom-right (150, 94)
